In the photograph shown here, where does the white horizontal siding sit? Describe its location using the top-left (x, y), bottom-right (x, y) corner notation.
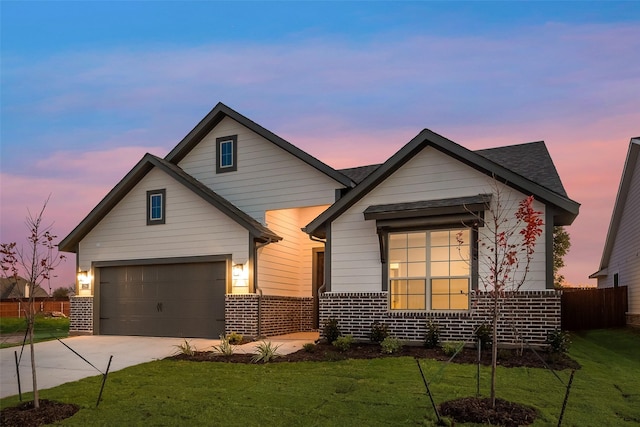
top-left (599, 159), bottom-right (640, 314)
top-left (177, 116), bottom-right (342, 221)
top-left (331, 146), bottom-right (547, 293)
top-left (258, 206), bottom-right (326, 297)
top-left (79, 168), bottom-right (249, 284)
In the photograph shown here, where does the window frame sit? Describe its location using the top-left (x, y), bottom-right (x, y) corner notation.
top-left (147, 189), bottom-right (166, 225)
top-left (385, 225), bottom-right (477, 312)
top-left (216, 135), bottom-right (238, 173)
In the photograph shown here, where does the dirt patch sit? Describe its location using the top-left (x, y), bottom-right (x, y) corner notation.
top-left (0, 399), bottom-right (79, 427)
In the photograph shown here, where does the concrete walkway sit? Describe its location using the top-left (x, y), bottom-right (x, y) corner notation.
top-left (0, 332), bottom-right (319, 399)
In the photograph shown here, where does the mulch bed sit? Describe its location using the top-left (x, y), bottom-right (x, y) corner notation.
top-left (170, 341), bottom-right (581, 371)
top-left (0, 399), bottom-right (79, 427)
top-left (1, 342), bottom-right (579, 426)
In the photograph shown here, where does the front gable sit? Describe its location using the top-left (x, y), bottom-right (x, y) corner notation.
top-left (176, 115), bottom-right (349, 219)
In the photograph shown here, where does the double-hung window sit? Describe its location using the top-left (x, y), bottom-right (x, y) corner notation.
top-left (147, 189), bottom-right (166, 225)
top-left (389, 229), bottom-right (470, 311)
top-left (216, 135), bottom-right (238, 173)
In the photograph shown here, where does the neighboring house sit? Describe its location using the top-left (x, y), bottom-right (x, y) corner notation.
top-left (59, 103), bottom-right (579, 344)
top-left (590, 137), bottom-right (640, 327)
top-left (0, 276), bottom-right (49, 299)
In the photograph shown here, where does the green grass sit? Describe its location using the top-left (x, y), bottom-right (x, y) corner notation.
top-left (0, 316), bottom-right (69, 348)
top-left (1, 328), bottom-right (638, 426)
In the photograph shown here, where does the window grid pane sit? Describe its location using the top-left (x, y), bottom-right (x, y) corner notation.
top-left (220, 141), bottom-right (233, 167)
top-left (150, 194), bottom-right (162, 220)
top-left (389, 228), bottom-right (470, 311)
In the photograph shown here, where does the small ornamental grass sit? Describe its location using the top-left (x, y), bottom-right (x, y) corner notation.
top-left (212, 335), bottom-right (235, 357)
top-left (251, 341), bottom-right (282, 363)
top-left (302, 342), bottom-right (316, 353)
top-left (173, 339), bottom-right (197, 356)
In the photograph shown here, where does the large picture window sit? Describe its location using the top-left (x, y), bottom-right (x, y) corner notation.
top-left (389, 229), bottom-right (470, 311)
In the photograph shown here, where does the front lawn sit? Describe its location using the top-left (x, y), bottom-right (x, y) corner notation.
top-left (0, 316), bottom-right (70, 348)
top-left (1, 328), bottom-right (638, 426)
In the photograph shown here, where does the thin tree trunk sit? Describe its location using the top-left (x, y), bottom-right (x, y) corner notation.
top-left (28, 307), bottom-right (39, 408)
top-left (491, 296), bottom-right (498, 409)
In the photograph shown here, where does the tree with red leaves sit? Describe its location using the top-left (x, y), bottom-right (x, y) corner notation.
top-left (1, 197), bottom-right (66, 408)
top-left (458, 184), bottom-right (543, 408)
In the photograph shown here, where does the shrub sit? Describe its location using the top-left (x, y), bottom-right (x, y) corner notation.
top-left (474, 324), bottom-right (492, 350)
top-left (302, 343), bottom-right (316, 353)
top-left (212, 335), bottom-right (235, 356)
top-left (546, 328), bottom-right (571, 353)
top-left (226, 332), bottom-right (243, 345)
top-left (380, 336), bottom-right (402, 354)
top-left (174, 339), bottom-right (196, 356)
top-left (332, 335), bottom-right (354, 352)
top-left (369, 321), bottom-right (390, 343)
top-left (424, 321), bottom-right (440, 349)
top-left (322, 318), bottom-right (341, 344)
top-left (441, 341), bottom-right (464, 357)
top-left (251, 341), bottom-right (281, 363)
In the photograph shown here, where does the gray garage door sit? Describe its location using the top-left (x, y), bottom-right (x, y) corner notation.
top-left (99, 262), bottom-right (226, 338)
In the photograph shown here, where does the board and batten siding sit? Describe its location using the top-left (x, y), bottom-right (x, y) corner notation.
top-left (258, 206), bottom-right (327, 297)
top-left (598, 157), bottom-right (640, 315)
top-left (78, 168), bottom-right (249, 282)
top-left (177, 116), bottom-right (343, 223)
top-left (330, 146), bottom-right (547, 293)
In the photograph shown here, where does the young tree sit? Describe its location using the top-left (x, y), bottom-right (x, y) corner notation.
top-left (0, 198), bottom-right (66, 408)
top-left (553, 226), bottom-right (571, 288)
top-left (458, 183), bottom-right (543, 408)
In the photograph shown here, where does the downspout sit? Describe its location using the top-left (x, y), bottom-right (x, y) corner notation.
top-left (254, 238), bottom-right (276, 338)
top-left (309, 235), bottom-right (327, 294)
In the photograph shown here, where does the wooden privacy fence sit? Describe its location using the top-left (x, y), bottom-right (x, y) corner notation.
top-left (561, 286), bottom-right (628, 331)
top-left (0, 298), bottom-right (71, 318)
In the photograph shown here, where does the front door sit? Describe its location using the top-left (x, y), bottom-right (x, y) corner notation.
top-left (312, 249), bottom-right (324, 329)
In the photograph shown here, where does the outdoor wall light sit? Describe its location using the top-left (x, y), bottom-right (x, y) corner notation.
top-left (232, 263), bottom-right (244, 278)
top-left (77, 270), bottom-right (91, 287)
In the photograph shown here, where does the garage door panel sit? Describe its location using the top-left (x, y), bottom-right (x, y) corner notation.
top-left (99, 262), bottom-right (226, 338)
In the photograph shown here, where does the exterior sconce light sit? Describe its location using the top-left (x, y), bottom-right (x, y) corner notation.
top-left (233, 263), bottom-right (244, 278)
top-left (78, 270), bottom-right (91, 290)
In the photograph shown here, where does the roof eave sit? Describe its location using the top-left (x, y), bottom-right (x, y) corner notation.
top-left (596, 137), bottom-right (640, 269)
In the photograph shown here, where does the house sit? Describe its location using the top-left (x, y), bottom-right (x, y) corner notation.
top-left (0, 276), bottom-right (49, 299)
top-left (590, 137), bottom-right (640, 327)
top-left (59, 103), bottom-right (579, 344)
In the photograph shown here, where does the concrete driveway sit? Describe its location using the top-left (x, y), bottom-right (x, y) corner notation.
top-left (0, 332), bottom-right (318, 399)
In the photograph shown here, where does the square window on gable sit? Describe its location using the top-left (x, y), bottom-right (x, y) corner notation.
top-left (147, 189), bottom-right (166, 225)
top-left (216, 135), bottom-right (238, 173)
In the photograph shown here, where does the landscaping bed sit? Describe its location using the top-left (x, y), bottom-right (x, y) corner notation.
top-left (170, 341), bottom-right (581, 371)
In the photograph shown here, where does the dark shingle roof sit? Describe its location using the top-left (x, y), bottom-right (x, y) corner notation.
top-left (475, 141), bottom-right (568, 197)
top-left (0, 277), bottom-right (49, 299)
top-left (339, 142), bottom-right (567, 197)
top-left (339, 164), bottom-right (381, 184)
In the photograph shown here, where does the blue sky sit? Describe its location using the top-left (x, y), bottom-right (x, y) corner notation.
top-left (1, 1), bottom-right (639, 289)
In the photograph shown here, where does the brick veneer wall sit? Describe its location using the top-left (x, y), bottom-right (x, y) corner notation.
top-left (69, 296), bottom-right (93, 334)
top-left (320, 291), bottom-right (561, 346)
top-left (225, 294), bottom-right (314, 338)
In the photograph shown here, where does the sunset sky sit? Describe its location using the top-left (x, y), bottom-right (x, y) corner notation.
top-left (1, 1), bottom-right (639, 291)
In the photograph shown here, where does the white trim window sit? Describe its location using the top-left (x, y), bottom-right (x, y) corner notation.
top-left (147, 189), bottom-right (166, 225)
top-left (216, 135), bottom-right (238, 173)
top-left (389, 229), bottom-right (470, 311)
